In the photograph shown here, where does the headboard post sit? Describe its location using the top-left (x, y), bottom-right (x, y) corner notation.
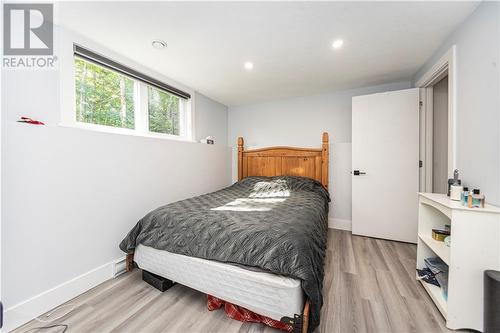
top-left (237, 137), bottom-right (244, 181)
top-left (321, 132), bottom-right (329, 190)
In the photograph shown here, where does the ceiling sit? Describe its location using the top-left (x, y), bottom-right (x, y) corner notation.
top-left (58, 1), bottom-right (479, 107)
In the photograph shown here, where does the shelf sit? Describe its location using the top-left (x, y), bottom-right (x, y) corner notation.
top-left (417, 192), bottom-right (500, 330)
top-left (418, 276), bottom-right (448, 319)
top-left (418, 192), bottom-right (500, 214)
top-left (418, 234), bottom-right (450, 265)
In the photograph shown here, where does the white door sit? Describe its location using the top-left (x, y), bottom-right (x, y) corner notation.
top-left (352, 88), bottom-right (419, 243)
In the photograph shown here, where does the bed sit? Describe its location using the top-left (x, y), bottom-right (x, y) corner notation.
top-left (120, 133), bottom-right (330, 333)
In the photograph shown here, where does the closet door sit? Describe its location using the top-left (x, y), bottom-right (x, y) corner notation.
top-left (352, 88), bottom-right (419, 243)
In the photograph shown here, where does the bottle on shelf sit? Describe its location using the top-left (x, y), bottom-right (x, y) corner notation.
top-left (461, 187), bottom-right (469, 206)
top-left (448, 169), bottom-right (462, 197)
top-left (468, 189), bottom-right (485, 208)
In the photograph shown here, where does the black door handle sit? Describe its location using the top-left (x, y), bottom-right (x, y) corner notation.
top-left (353, 170), bottom-right (366, 176)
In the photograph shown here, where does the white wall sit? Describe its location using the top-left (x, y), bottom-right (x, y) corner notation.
top-left (228, 81), bottom-right (412, 228)
top-left (414, 2), bottom-right (500, 205)
top-left (195, 93), bottom-right (228, 146)
top-left (1, 27), bottom-right (230, 330)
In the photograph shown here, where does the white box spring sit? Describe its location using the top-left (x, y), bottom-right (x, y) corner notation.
top-left (134, 244), bottom-right (304, 321)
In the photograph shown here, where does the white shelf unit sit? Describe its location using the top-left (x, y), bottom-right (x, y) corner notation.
top-left (417, 193), bottom-right (500, 332)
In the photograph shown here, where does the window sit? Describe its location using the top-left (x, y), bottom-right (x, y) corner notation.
top-left (72, 45), bottom-right (191, 139)
top-left (74, 58), bottom-right (135, 129)
top-left (148, 86), bottom-right (182, 136)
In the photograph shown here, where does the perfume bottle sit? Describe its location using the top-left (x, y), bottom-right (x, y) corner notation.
top-left (468, 189), bottom-right (485, 208)
top-left (461, 187), bottom-right (469, 206)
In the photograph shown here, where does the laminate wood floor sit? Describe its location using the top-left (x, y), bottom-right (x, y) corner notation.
top-left (13, 230), bottom-right (452, 333)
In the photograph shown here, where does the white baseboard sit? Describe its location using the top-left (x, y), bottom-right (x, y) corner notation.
top-left (113, 256), bottom-right (127, 277)
top-left (3, 257), bottom-right (124, 332)
top-left (328, 218), bottom-right (352, 231)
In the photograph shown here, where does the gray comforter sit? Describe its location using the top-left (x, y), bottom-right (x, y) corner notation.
top-left (120, 176), bottom-right (329, 332)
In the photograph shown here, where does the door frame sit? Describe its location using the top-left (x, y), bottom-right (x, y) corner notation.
top-left (416, 45), bottom-right (457, 193)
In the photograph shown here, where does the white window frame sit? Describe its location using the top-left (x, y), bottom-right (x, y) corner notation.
top-left (140, 83), bottom-right (190, 140)
top-left (59, 32), bottom-right (194, 143)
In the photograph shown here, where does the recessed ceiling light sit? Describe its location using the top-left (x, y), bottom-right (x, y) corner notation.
top-left (332, 39), bottom-right (344, 49)
top-left (244, 62), bottom-right (254, 70)
top-left (152, 40), bottom-right (167, 49)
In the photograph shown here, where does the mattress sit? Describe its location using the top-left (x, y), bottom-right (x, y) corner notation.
top-left (134, 244), bottom-right (304, 321)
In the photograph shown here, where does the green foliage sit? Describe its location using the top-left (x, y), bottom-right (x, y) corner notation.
top-left (74, 57), bottom-right (182, 135)
top-left (148, 86), bottom-right (180, 135)
top-left (74, 57), bottom-right (135, 129)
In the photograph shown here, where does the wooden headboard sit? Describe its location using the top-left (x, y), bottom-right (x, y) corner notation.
top-left (237, 133), bottom-right (329, 190)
